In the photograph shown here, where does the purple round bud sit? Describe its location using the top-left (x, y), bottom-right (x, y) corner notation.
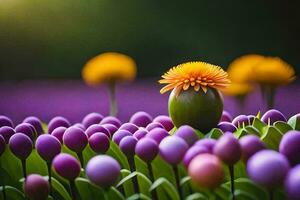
top-left (159, 136), bottom-right (189, 165)
top-left (85, 124), bottom-right (110, 138)
top-left (146, 122), bottom-right (165, 131)
top-left (135, 138), bottom-right (158, 163)
top-left (183, 145), bottom-right (209, 168)
top-left (153, 115), bottom-right (174, 131)
top-left (285, 165), bottom-right (300, 199)
top-left (119, 123), bottom-right (139, 134)
top-left (220, 111), bottom-right (232, 122)
top-left (9, 133), bottom-right (33, 160)
top-left (88, 132), bottom-right (110, 153)
top-left (112, 130), bottom-right (132, 145)
top-left (86, 155), bottom-right (121, 188)
top-left (52, 153), bottom-right (81, 180)
top-left (217, 122), bottom-right (237, 133)
top-left (0, 135), bottom-right (6, 156)
top-left (261, 109), bottom-right (287, 125)
top-left (36, 134), bottom-right (61, 162)
top-left (129, 111), bottom-right (153, 127)
top-left (82, 112), bottom-right (104, 128)
top-left (232, 115), bottom-right (250, 127)
top-left (213, 134), bottom-right (241, 165)
top-left (279, 130), bottom-right (300, 165)
top-left (247, 150), bottom-right (290, 189)
top-left (0, 126), bottom-right (15, 143)
top-left (240, 135), bottom-right (266, 161)
top-left (100, 116), bottom-right (121, 128)
top-left (15, 123), bottom-right (36, 141)
top-left (24, 174), bottom-right (50, 200)
top-left (146, 128), bottom-right (169, 144)
top-left (48, 116), bottom-right (70, 134)
top-left (51, 127), bottom-right (67, 144)
top-left (72, 123), bottom-right (86, 131)
top-left (133, 128), bottom-right (148, 140)
top-left (174, 125), bottom-right (198, 146)
top-left (119, 136), bottom-right (138, 157)
top-left (194, 138), bottom-right (217, 153)
top-left (23, 116), bottom-right (44, 136)
top-left (0, 115), bottom-right (14, 128)
top-left (248, 115), bottom-right (256, 124)
top-left (63, 127), bottom-right (88, 153)
top-left (101, 124), bottom-right (118, 136)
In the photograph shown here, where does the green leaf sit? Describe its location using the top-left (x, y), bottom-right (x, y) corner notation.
top-left (234, 129), bottom-right (248, 139)
top-left (75, 177), bottom-right (104, 200)
top-left (274, 121), bottom-right (293, 134)
top-left (195, 129), bottom-right (205, 139)
top-left (126, 193), bottom-right (152, 200)
top-left (169, 127), bottom-right (177, 135)
top-left (27, 149), bottom-right (48, 176)
top-left (234, 190), bottom-right (257, 200)
top-left (107, 142), bottom-right (130, 170)
top-left (244, 126), bottom-right (260, 136)
top-left (186, 193), bottom-right (208, 200)
top-left (50, 177), bottom-right (72, 200)
top-left (152, 156), bottom-right (176, 186)
top-left (252, 118), bottom-right (266, 134)
top-left (207, 128), bottom-right (223, 139)
top-left (180, 176), bottom-right (191, 186)
top-left (260, 126), bottom-right (283, 150)
top-left (107, 186), bottom-right (125, 200)
top-left (119, 169), bottom-right (134, 197)
top-left (0, 186), bottom-right (24, 200)
top-left (288, 115), bottom-right (300, 131)
top-left (214, 185), bottom-right (231, 200)
top-left (150, 177), bottom-right (180, 200)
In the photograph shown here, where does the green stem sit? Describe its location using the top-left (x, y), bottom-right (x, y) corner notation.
top-left (69, 180), bottom-right (78, 200)
top-left (147, 162), bottom-right (157, 200)
top-left (47, 162), bottom-right (52, 196)
top-left (108, 82), bottom-right (117, 116)
top-left (128, 156), bottom-right (139, 194)
top-left (173, 165), bottom-right (183, 200)
top-left (269, 190), bottom-right (273, 200)
top-left (0, 161), bottom-right (6, 200)
top-left (21, 159), bottom-right (27, 180)
top-left (103, 187), bottom-right (110, 200)
top-left (229, 165), bottom-right (235, 200)
top-left (260, 85), bottom-right (276, 110)
top-left (236, 95), bottom-right (246, 114)
top-left (209, 189), bottom-right (216, 200)
top-left (76, 152), bottom-right (84, 168)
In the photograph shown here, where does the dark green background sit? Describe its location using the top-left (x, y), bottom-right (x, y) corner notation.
top-left (0, 0), bottom-right (299, 80)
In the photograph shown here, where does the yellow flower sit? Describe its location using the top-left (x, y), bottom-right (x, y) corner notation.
top-left (253, 57), bottom-right (296, 85)
top-left (159, 61), bottom-right (230, 97)
top-left (222, 82), bottom-right (252, 96)
top-left (82, 52), bottom-right (137, 86)
top-left (227, 54), bottom-right (265, 83)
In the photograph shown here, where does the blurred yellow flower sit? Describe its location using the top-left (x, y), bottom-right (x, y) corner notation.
top-left (227, 54), bottom-right (265, 83)
top-left (222, 82), bottom-right (252, 96)
top-left (159, 61), bottom-right (230, 97)
top-left (82, 52), bottom-right (137, 86)
top-left (253, 57), bottom-right (296, 85)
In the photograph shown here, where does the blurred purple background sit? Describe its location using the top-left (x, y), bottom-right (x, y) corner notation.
top-left (0, 80), bottom-right (299, 124)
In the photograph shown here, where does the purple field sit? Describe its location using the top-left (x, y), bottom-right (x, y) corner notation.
top-left (0, 80), bottom-right (299, 124)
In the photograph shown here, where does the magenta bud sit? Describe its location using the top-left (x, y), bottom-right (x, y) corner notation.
top-left (220, 111), bottom-right (232, 122)
top-left (0, 135), bottom-right (6, 156)
top-left (36, 134), bottom-right (61, 162)
top-left (15, 123), bottom-right (36, 141)
top-left (24, 174), bottom-right (50, 200)
top-left (248, 115), bottom-right (256, 124)
top-left (279, 130), bottom-right (300, 165)
top-left (146, 122), bottom-right (165, 131)
top-left (146, 128), bottom-right (169, 144)
top-left (23, 116), bottom-right (44, 136)
top-left (88, 132), bottom-right (110, 153)
top-left (85, 124), bottom-right (110, 138)
top-left (52, 153), bottom-right (81, 181)
top-left (63, 127), bottom-right (88, 153)
top-left (0, 115), bottom-right (14, 128)
top-left (119, 136), bottom-right (138, 157)
top-left (100, 116), bottom-right (121, 128)
top-left (129, 111), bottom-right (153, 127)
top-left (232, 115), bottom-right (250, 127)
top-left (261, 109), bottom-right (287, 125)
top-left (9, 133), bottom-right (33, 160)
top-left (217, 122), bottom-right (237, 133)
top-left (285, 165), bottom-right (300, 199)
top-left (101, 124), bottom-right (118, 136)
top-left (183, 145), bottom-right (209, 168)
top-left (133, 128), bottom-right (148, 140)
top-left (135, 138), bottom-right (158, 163)
top-left (174, 125), bottom-right (198, 146)
top-left (51, 127), bottom-right (67, 144)
top-left (112, 130), bottom-right (132, 145)
top-left (194, 138), bottom-right (217, 153)
top-left (0, 126), bottom-right (15, 143)
top-left (72, 123), bottom-right (86, 131)
top-left (240, 135), bottom-right (265, 162)
top-left (119, 123), bottom-right (139, 134)
top-left (47, 116), bottom-right (71, 134)
top-left (82, 112), bottom-right (104, 128)
top-left (153, 115), bottom-right (174, 131)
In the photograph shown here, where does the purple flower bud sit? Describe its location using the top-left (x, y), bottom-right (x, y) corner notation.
top-left (133, 128), bottom-right (148, 140)
top-left (194, 138), bottom-right (217, 153)
top-left (159, 136), bottom-right (188, 165)
top-left (217, 122), bottom-right (237, 133)
top-left (119, 123), bottom-right (139, 134)
top-left (153, 115), bottom-right (174, 131)
top-left (135, 138), bottom-right (158, 163)
top-left (0, 135), bottom-right (5, 156)
top-left (72, 123), bottom-right (86, 131)
top-left (9, 133), bottom-right (33, 160)
top-left (119, 136), bottom-right (138, 157)
top-left (82, 112), bottom-right (104, 128)
top-left (52, 153), bottom-right (81, 181)
top-left (23, 116), bottom-right (44, 136)
top-left (188, 154), bottom-right (224, 189)
top-left (36, 134), bottom-right (61, 162)
top-left (51, 127), bottom-right (67, 144)
top-left (15, 123), bottom-right (36, 141)
top-left (63, 127), bottom-right (88, 153)
top-left (100, 116), bottom-right (121, 128)
top-left (285, 165), bottom-right (300, 199)
top-left (213, 134), bottom-right (241, 165)
top-left (146, 128), bottom-right (169, 144)
top-left (174, 125), bottom-right (198, 146)
top-left (86, 155), bottom-right (121, 188)
top-left (220, 111), bottom-right (232, 122)
top-left (279, 130), bottom-right (300, 165)
top-left (85, 124), bottom-right (110, 138)
top-left (101, 124), bottom-right (118, 136)
top-left (24, 174), bottom-right (50, 200)
top-left (0, 126), bottom-right (15, 143)
top-left (146, 122), bottom-right (165, 131)
top-left (232, 115), bottom-right (250, 127)
top-left (129, 111), bottom-right (153, 127)
top-left (247, 150), bottom-right (289, 189)
top-left (112, 130), bottom-right (132, 145)
top-left (240, 135), bottom-right (265, 161)
top-left (48, 116), bottom-right (71, 134)
top-left (0, 115), bottom-right (14, 128)
top-left (88, 132), bottom-right (110, 153)
top-left (261, 109), bottom-right (287, 125)
top-left (183, 145), bottom-right (209, 168)
top-left (248, 115), bottom-right (256, 124)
